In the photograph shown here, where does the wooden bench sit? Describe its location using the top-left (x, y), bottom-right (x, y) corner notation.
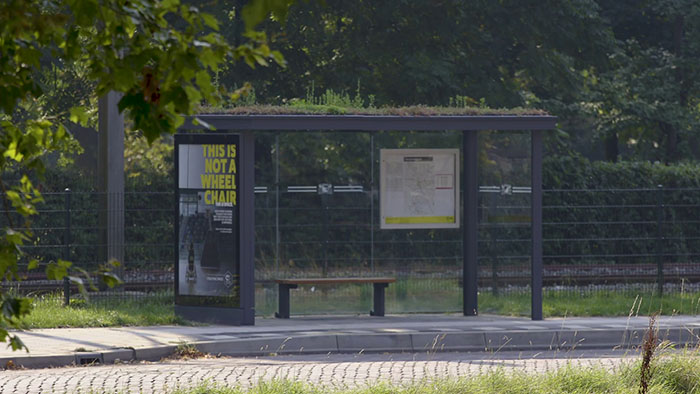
top-left (274, 277), bottom-right (396, 318)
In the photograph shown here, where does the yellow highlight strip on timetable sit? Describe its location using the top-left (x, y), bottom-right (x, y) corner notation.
top-left (385, 216), bottom-right (455, 224)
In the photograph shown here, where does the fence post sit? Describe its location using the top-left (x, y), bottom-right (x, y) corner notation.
top-left (656, 184), bottom-right (664, 296)
top-left (490, 194), bottom-right (499, 296)
top-left (321, 192), bottom-right (330, 277)
top-left (369, 131), bottom-right (375, 273)
top-left (63, 188), bottom-right (71, 306)
top-left (274, 134), bottom-right (281, 313)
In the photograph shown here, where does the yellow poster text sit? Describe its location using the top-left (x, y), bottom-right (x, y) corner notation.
top-left (204, 190), bottom-right (237, 205)
top-left (200, 143), bottom-right (238, 205)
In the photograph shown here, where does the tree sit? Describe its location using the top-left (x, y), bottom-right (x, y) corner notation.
top-left (213, 0), bottom-right (611, 108)
top-left (210, 0), bottom-right (700, 164)
top-left (579, 0), bottom-right (700, 163)
top-left (0, 0), bottom-right (291, 351)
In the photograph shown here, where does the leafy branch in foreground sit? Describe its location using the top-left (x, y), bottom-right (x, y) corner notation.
top-left (0, 0), bottom-right (292, 351)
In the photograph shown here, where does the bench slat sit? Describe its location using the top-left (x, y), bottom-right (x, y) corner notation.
top-left (275, 277), bottom-right (395, 285)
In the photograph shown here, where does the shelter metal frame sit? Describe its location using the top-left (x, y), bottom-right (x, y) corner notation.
top-left (180, 114), bottom-right (556, 322)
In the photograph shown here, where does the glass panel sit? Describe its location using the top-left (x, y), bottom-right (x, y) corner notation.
top-left (254, 129), bottom-right (537, 317)
top-left (478, 130), bottom-right (532, 317)
top-left (254, 130), bottom-right (465, 315)
top-left (374, 130), bottom-right (462, 314)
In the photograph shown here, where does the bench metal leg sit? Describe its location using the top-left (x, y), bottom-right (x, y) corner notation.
top-left (275, 284), bottom-right (298, 318)
top-left (370, 283), bottom-right (388, 316)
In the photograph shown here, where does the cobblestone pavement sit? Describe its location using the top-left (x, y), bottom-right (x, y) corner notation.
top-left (0, 350), bottom-right (637, 394)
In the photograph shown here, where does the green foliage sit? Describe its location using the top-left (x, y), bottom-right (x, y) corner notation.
top-left (0, 0), bottom-right (295, 351)
top-left (0, 295), bottom-right (32, 351)
top-left (125, 132), bottom-right (174, 181)
top-left (200, 104), bottom-right (544, 116)
top-left (292, 82), bottom-right (372, 109)
top-left (543, 156), bottom-right (700, 266)
top-left (544, 155), bottom-right (700, 189)
top-left (580, 0), bottom-right (700, 163)
top-left (172, 342), bottom-right (206, 359)
top-left (201, 84), bottom-right (539, 115)
top-left (449, 96), bottom-right (487, 109)
top-left (216, 0), bottom-right (610, 109)
top-left (203, 0), bottom-right (700, 163)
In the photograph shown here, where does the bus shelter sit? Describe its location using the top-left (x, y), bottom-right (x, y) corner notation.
top-left (175, 113), bottom-right (556, 325)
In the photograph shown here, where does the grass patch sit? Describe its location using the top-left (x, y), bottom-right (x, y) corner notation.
top-left (256, 278), bottom-right (700, 318)
top-left (17, 293), bottom-right (190, 328)
top-left (480, 290), bottom-right (700, 317)
top-left (15, 285), bottom-right (700, 329)
top-left (171, 353), bottom-right (700, 393)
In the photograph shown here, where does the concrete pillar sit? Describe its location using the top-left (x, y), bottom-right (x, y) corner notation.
top-left (98, 92), bottom-right (125, 268)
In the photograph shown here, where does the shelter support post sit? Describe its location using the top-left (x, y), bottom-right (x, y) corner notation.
top-left (463, 130), bottom-right (478, 316)
top-left (98, 92), bottom-right (125, 270)
top-left (275, 283), bottom-right (297, 319)
top-left (370, 283), bottom-right (388, 317)
top-left (240, 131), bottom-right (256, 324)
top-left (531, 130), bottom-right (543, 320)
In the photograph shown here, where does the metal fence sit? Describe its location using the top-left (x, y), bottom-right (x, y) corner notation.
top-left (542, 187), bottom-right (700, 294)
top-left (2, 185), bottom-right (700, 315)
top-left (0, 191), bottom-right (173, 300)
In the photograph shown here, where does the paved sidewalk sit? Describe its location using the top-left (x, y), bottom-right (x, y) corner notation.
top-left (0, 351), bottom-right (637, 394)
top-left (1, 314), bottom-right (698, 369)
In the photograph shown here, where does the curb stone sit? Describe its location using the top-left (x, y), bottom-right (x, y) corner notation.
top-left (2, 327), bottom-right (695, 370)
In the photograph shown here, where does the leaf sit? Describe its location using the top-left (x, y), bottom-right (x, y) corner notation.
top-left (73, 267), bottom-right (98, 291)
top-left (161, 0), bottom-right (180, 10)
top-left (5, 228), bottom-right (28, 245)
top-left (242, 0), bottom-right (293, 32)
top-left (193, 40), bottom-right (211, 48)
top-left (46, 259), bottom-right (72, 280)
top-left (192, 117), bottom-right (214, 130)
top-left (27, 259), bottom-right (39, 270)
top-left (69, 106), bottom-right (89, 126)
top-left (8, 334), bottom-right (27, 352)
top-left (200, 13), bottom-right (219, 30)
top-left (1, 296), bottom-right (32, 320)
top-left (72, 0), bottom-right (99, 26)
top-left (67, 276), bottom-right (84, 286)
top-left (101, 272), bottom-right (122, 288)
top-left (195, 70), bottom-right (211, 91)
top-left (0, 328), bottom-right (8, 346)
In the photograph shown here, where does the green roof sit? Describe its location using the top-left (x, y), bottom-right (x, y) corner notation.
top-left (197, 104), bottom-right (548, 117)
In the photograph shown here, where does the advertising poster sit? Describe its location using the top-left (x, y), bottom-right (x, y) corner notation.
top-left (176, 138), bottom-right (240, 307)
top-left (380, 149), bottom-right (460, 229)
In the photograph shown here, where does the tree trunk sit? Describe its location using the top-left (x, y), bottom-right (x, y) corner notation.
top-left (665, 15), bottom-right (685, 163)
top-left (673, 15), bottom-right (686, 106)
top-left (689, 136), bottom-right (700, 160)
top-left (660, 122), bottom-right (678, 164)
top-left (604, 133), bottom-right (618, 162)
